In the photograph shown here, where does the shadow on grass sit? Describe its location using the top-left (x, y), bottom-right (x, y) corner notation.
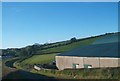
top-left (3, 58), bottom-right (59, 81)
top-left (2, 70), bottom-right (60, 81)
top-left (2, 70), bottom-right (55, 79)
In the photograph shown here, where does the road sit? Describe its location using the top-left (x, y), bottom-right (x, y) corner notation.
top-left (3, 58), bottom-right (56, 80)
top-left (3, 70), bottom-right (55, 79)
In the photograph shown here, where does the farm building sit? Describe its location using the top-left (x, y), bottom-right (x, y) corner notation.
top-left (56, 33), bottom-right (120, 70)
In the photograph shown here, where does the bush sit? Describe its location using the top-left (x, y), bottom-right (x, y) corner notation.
top-left (39, 68), bottom-right (120, 79)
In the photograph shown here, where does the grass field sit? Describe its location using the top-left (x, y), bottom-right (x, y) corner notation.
top-left (41, 37), bottom-right (98, 53)
top-left (20, 37), bottom-right (98, 67)
top-left (20, 34), bottom-right (112, 67)
top-left (21, 53), bottom-right (58, 65)
top-left (12, 33), bottom-right (120, 79)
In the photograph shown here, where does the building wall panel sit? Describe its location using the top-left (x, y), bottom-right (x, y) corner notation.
top-left (56, 56), bottom-right (119, 70)
top-left (100, 58), bottom-right (119, 67)
top-left (56, 56), bottom-right (84, 70)
top-left (84, 57), bottom-right (100, 68)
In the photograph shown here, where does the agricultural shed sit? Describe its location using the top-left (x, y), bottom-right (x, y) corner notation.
top-left (56, 42), bottom-right (120, 70)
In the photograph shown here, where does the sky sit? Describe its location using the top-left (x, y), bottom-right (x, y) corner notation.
top-left (2, 0), bottom-right (120, 2)
top-left (2, 2), bottom-right (118, 49)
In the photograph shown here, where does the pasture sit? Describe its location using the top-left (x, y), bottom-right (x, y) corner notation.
top-left (41, 37), bottom-right (98, 53)
top-left (21, 53), bottom-right (58, 65)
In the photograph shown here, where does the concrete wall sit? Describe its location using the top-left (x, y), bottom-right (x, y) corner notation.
top-left (119, 59), bottom-right (120, 67)
top-left (56, 56), bottom-right (120, 70)
top-left (99, 58), bottom-right (119, 67)
top-left (84, 57), bottom-right (100, 68)
top-left (56, 56), bottom-right (84, 70)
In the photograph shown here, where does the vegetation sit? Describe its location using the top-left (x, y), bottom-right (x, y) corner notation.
top-left (21, 53), bottom-right (58, 65)
top-left (2, 32), bottom-right (120, 79)
top-left (3, 32), bottom-right (114, 57)
top-left (30, 67), bottom-right (120, 79)
top-left (41, 37), bottom-right (98, 53)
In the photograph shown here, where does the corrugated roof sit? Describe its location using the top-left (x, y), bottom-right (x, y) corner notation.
top-left (58, 42), bottom-right (119, 58)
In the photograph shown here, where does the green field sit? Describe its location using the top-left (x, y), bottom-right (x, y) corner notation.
top-left (20, 37), bottom-right (98, 66)
top-left (41, 37), bottom-right (98, 53)
top-left (3, 33), bottom-right (120, 79)
top-left (21, 53), bottom-right (58, 65)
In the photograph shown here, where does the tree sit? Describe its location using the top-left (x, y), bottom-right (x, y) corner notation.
top-left (70, 37), bottom-right (77, 43)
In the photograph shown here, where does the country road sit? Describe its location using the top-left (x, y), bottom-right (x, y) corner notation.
top-left (3, 59), bottom-right (56, 80)
top-left (3, 70), bottom-right (55, 79)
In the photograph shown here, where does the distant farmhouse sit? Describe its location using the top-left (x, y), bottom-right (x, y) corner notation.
top-left (56, 33), bottom-right (120, 70)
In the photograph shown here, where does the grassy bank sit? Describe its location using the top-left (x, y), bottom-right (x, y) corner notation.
top-left (12, 33), bottom-right (120, 79)
top-left (20, 53), bottom-right (58, 65)
top-left (14, 51), bottom-right (120, 79)
top-left (30, 67), bottom-right (120, 79)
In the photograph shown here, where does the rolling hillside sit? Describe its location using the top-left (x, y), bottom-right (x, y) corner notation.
top-left (19, 36), bottom-right (98, 67)
top-left (19, 32), bottom-right (119, 67)
top-left (40, 32), bottom-right (119, 54)
top-left (3, 32), bottom-right (120, 79)
top-left (3, 32), bottom-right (119, 57)
top-left (41, 37), bottom-right (98, 53)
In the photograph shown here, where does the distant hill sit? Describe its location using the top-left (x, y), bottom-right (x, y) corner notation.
top-left (2, 32), bottom-right (119, 57)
